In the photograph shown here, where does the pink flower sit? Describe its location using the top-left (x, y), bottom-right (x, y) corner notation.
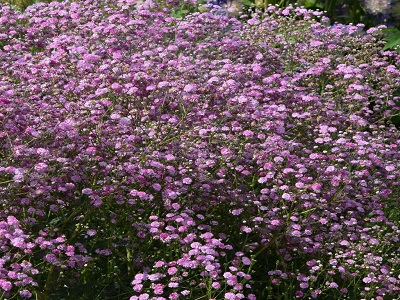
top-left (84, 147), bottom-right (96, 154)
top-left (20, 290), bottom-right (32, 298)
top-left (10, 237), bottom-right (25, 248)
top-left (362, 277), bottom-right (372, 283)
top-left (168, 267), bottom-right (178, 275)
top-left (231, 208), bottom-right (243, 216)
top-left (212, 282), bottom-right (221, 289)
top-left (247, 18), bottom-right (260, 25)
top-left (221, 148), bottom-right (232, 157)
top-left (224, 292), bottom-right (237, 299)
top-left (326, 166), bottom-right (336, 173)
top-left (200, 232), bottom-right (213, 239)
top-left (45, 254), bottom-right (59, 265)
top-left (310, 183), bottom-right (322, 193)
top-left (271, 219), bottom-right (280, 226)
top-left (310, 40), bottom-right (323, 47)
top-left (329, 282), bottom-right (338, 288)
top-left (34, 162), bottom-right (48, 172)
top-left (0, 279), bottom-right (12, 291)
top-left (166, 189), bottom-right (178, 200)
top-left (291, 230), bottom-right (301, 237)
top-left (87, 229), bottom-right (97, 236)
top-left (184, 84), bottom-right (197, 93)
top-left (7, 216), bottom-right (19, 226)
top-left (182, 177), bottom-right (192, 184)
top-left (319, 218), bottom-right (328, 225)
top-left (240, 226), bottom-right (252, 233)
top-left (164, 154), bottom-right (175, 161)
top-left (300, 282), bottom-right (309, 289)
top-left (152, 283), bottom-right (164, 295)
top-left (169, 292), bottom-right (179, 300)
top-left (181, 290), bottom-right (190, 296)
top-left (82, 188), bottom-right (93, 195)
top-left (242, 130), bottom-right (254, 137)
top-left (223, 272), bottom-right (233, 279)
top-left (111, 82), bottom-right (122, 91)
top-left (241, 257), bottom-right (251, 265)
top-left (385, 165), bottom-right (395, 172)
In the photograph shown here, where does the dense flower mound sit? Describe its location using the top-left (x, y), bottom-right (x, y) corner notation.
top-left (0, 0), bottom-right (399, 299)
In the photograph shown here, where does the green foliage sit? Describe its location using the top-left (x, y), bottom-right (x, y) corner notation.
top-left (383, 28), bottom-right (400, 53)
top-left (1, 0), bottom-right (51, 11)
top-left (238, 0), bottom-right (367, 25)
top-left (170, 0), bottom-right (207, 18)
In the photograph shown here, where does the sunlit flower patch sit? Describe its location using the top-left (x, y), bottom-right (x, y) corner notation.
top-left (0, 0), bottom-right (399, 299)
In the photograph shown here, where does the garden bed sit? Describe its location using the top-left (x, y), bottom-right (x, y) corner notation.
top-left (0, 1), bottom-right (399, 299)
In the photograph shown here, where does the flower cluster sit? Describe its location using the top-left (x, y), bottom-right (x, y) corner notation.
top-left (0, 215), bottom-right (91, 298)
top-left (0, 0), bottom-right (399, 299)
top-left (364, 0), bottom-right (391, 15)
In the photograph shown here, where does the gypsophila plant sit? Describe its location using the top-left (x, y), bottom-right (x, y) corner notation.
top-left (0, 0), bottom-right (399, 299)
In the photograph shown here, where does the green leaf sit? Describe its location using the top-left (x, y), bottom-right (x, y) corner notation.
top-left (241, 0), bottom-right (255, 7)
top-left (303, 0), bottom-right (316, 8)
top-left (383, 30), bottom-right (400, 52)
top-left (391, 115), bottom-right (400, 128)
top-left (171, 9), bottom-right (183, 18)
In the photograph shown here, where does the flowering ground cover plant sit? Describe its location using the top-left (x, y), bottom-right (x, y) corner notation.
top-left (0, 0), bottom-right (400, 299)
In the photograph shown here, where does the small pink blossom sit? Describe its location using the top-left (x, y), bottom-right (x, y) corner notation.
top-left (231, 208), bottom-right (243, 216)
top-left (168, 267), bottom-right (178, 275)
top-left (224, 292), bottom-right (237, 299)
top-left (34, 162), bottom-right (48, 172)
top-left (385, 165), bottom-right (395, 172)
top-left (221, 148), bottom-right (232, 156)
top-left (0, 279), bottom-right (12, 291)
top-left (87, 229), bottom-right (97, 236)
top-left (20, 290), bottom-right (32, 298)
top-left (82, 188), bottom-right (93, 195)
top-left (271, 219), bottom-right (280, 226)
top-left (85, 147), bottom-right (97, 154)
top-left (183, 84), bottom-right (197, 93)
top-left (310, 40), bottom-right (323, 47)
top-left (183, 177), bottom-right (192, 184)
top-left (242, 257), bottom-right (251, 265)
top-left (362, 277), bottom-right (372, 283)
top-left (247, 18), bottom-right (260, 25)
top-left (243, 130), bottom-right (254, 137)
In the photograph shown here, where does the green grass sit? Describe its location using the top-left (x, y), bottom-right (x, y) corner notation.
top-left (1, 0), bottom-right (50, 10)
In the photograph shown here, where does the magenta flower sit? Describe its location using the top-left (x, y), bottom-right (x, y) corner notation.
top-left (0, 279), bottom-right (12, 291)
top-left (19, 290), bottom-right (32, 298)
top-left (183, 84), bottom-right (197, 93)
top-left (81, 188), bottom-right (93, 195)
top-left (0, 2), bottom-right (399, 300)
top-left (221, 148), bottom-right (232, 157)
top-left (224, 292), bottom-right (237, 299)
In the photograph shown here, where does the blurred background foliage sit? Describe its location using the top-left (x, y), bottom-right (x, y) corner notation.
top-left (1, 0), bottom-right (400, 52)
